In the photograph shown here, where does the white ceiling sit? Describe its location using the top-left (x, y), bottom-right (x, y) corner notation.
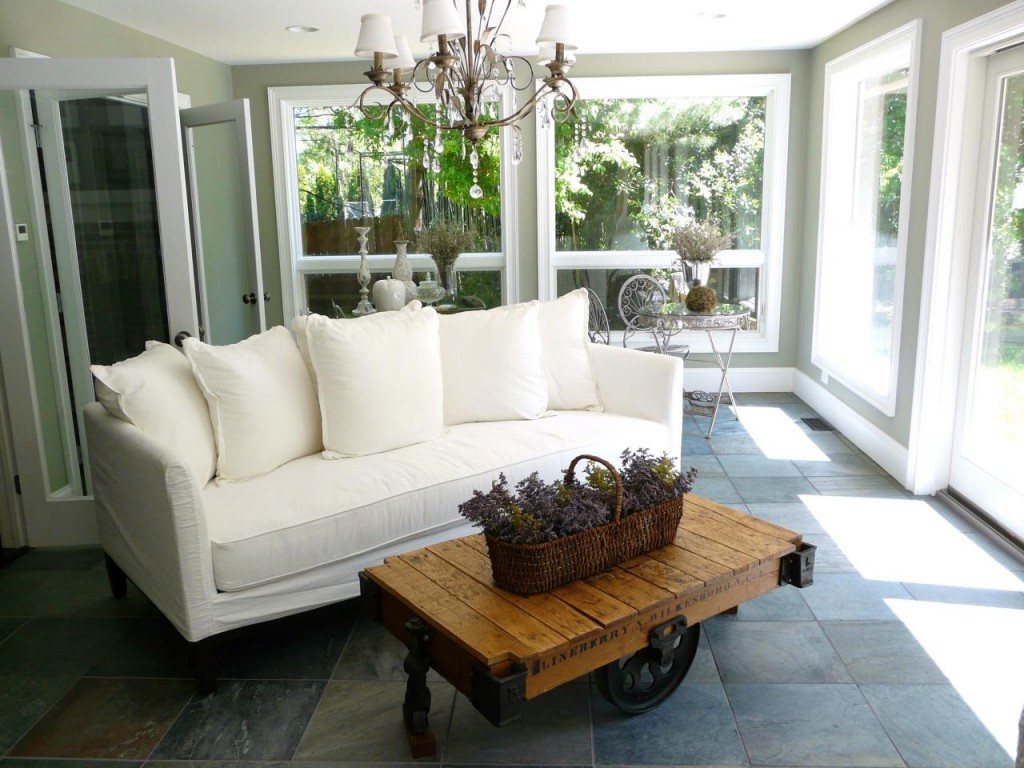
top-left (60, 0), bottom-right (895, 65)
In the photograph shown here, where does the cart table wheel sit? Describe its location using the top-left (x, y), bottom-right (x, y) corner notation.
top-left (595, 622), bottom-right (700, 714)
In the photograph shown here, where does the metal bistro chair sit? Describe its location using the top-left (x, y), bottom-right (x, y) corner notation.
top-left (585, 288), bottom-right (611, 345)
top-left (617, 274), bottom-right (689, 355)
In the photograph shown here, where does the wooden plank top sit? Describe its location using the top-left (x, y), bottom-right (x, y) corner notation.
top-left (365, 494), bottom-right (799, 675)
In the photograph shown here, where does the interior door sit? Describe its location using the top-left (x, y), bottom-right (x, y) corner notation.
top-left (181, 99), bottom-right (266, 344)
top-left (0, 57), bottom-right (198, 544)
top-left (949, 46), bottom-right (1024, 540)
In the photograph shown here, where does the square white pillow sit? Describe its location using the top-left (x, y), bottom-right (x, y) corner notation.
top-left (90, 342), bottom-right (217, 485)
top-left (183, 326), bottom-right (321, 482)
top-left (306, 305), bottom-right (444, 457)
top-left (539, 289), bottom-right (602, 411)
top-left (439, 302), bottom-right (548, 425)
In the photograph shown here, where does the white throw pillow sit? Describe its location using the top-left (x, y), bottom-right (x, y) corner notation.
top-left (306, 305), bottom-right (444, 457)
top-left (90, 342), bottom-right (217, 485)
top-left (439, 302), bottom-right (548, 425)
top-left (183, 326), bottom-right (321, 482)
top-left (539, 289), bottom-right (602, 411)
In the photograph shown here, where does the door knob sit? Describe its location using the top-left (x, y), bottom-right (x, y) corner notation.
top-left (174, 331), bottom-right (192, 348)
top-left (263, 292), bottom-right (271, 302)
top-left (242, 292), bottom-right (257, 304)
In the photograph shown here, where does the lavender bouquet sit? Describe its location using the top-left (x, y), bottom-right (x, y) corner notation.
top-left (459, 449), bottom-right (698, 546)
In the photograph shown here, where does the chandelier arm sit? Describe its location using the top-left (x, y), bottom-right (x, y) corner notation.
top-left (502, 55), bottom-right (538, 92)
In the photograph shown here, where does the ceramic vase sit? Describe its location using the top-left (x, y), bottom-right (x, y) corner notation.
top-left (373, 276), bottom-right (406, 311)
top-left (392, 241), bottom-right (417, 304)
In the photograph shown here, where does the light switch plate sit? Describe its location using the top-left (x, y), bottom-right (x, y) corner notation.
top-left (15, 223), bottom-right (29, 242)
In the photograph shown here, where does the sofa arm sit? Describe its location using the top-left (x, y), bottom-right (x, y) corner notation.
top-left (85, 403), bottom-right (216, 641)
top-left (589, 344), bottom-right (683, 462)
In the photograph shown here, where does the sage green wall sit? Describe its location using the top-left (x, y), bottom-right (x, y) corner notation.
top-left (799, 0), bottom-right (1013, 446)
top-left (232, 50), bottom-right (810, 367)
top-left (0, 0), bottom-right (234, 492)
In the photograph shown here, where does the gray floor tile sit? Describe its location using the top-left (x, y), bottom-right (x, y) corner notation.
top-left (809, 532), bottom-right (856, 573)
top-left (708, 435), bottom-right (763, 454)
top-left (295, 679), bottom-right (454, 763)
top-left (151, 679), bottom-right (324, 760)
top-left (0, 675), bottom-right (77, 753)
top-left (6, 546), bottom-right (104, 572)
top-left (684, 639), bottom-right (722, 685)
top-left (820, 622), bottom-right (947, 684)
top-left (0, 617), bottom-right (131, 677)
top-left (746, 503), bottom-right (828, 535)
top-left (732, 476), bottom-right (818, 504)
top-left (861, 684), bottom-right (1011, 767)
top-left (706, 621), bottom-right (850, 683)
top-left (691, 476), bottom-right (742, 504)
top-left (682, 455), bottom-right (726, 477)
top-left (805, 431), bottom-right (856, 453)
top-left (794, 453), bottom-right (882, 478)
top-left (332, 616), bottom-right (443, 682)
top-left (800, 573), bottom-right (914, 621)
top-left (719, 455), bottom-right (802, 478)
top-left (0, 761), bottom-right (143, 768)
top-left (693, 415), bottom-right (750, 437)
top-left (729, 587), bottom-right (814, 622)
top-left (446, 685), bottom-right (591, 765)
top-left (963, 532), bottom-right (1024, 573)
top-left (727, 683), bottom-right (903, 767)
top-left (0, 616), bottom-right (26, 642)
top-left (900, 581), bottom-right (1024, 610)
top-left (592, 682), bottom-right (747, 765)
top-left (683, 431), bottom-right (715, 456)
top-left (86, 617), bottom-right (192, 678)
top-left (217, 602), bottom-right (356, 680)
top-left (808, 476), bottom-right (910, 498)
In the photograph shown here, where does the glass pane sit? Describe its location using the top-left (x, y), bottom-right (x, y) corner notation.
top-left (556, 267), bottom-right (760, 332)
top-left (554, 96), bottom-right (765, 251)
top-left (293, 105), bottom-right (501, 255)
top-left (304, 270), bottom-right (502, 317)
top-left (189, 121), bottom-right (260, 345)
top-left (818, 65), bottom-right (909, 399)
top-left (962, 71), bottom-right (1024, 486)
top-left (59, 96), bottom-right (168, 365)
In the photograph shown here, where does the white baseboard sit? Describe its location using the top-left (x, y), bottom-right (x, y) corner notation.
top-left (684, 366), bottom-right (794, 393)
top-left (793, 370), bottom-right (910, 487)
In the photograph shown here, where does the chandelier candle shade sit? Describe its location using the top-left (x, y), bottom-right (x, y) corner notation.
top-left (354, 1), bottom-right (579, 196)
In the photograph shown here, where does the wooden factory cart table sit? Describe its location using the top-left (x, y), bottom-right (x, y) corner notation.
top-left (359, 494), bottom-right (816, 757)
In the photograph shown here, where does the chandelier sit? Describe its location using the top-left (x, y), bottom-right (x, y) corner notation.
top-left (353, 0), bottom-right (579, 198)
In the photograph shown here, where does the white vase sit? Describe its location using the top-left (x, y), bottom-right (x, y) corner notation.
top-left (373, 276), bottom-right (406, 311)
top-left (392, 241), bottom-right (417, 304)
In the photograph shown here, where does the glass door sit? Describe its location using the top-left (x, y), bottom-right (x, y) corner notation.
top-left (181, 99), bottom-right (265, 344)
top-left (950, 47), bottom-right (1024, 540)
top-left (0, 57), bottom-right (198, 543)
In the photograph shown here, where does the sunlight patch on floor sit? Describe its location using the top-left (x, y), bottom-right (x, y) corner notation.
top-left (800, 494), bottom-right (1024, 591)
top-left (887, 598), bottom-right (1023, 757)
top-left (737, 406), bottom-right (830, 462)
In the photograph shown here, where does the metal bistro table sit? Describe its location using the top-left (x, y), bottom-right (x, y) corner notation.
top-left (638, 302), bottom-right (752, 438)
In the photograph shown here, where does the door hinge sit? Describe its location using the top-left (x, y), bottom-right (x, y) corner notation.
top-left (13, 474), bottom-right (21, 495)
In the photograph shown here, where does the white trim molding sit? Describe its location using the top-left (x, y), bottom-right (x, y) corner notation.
top-left (535, 73), bottom-right (791, 355)
top-left (811, 20), bottom-right (922, 418)
top-left (794, 370), bottom-right (909, 487)
top-left (907, 0), bottom-right (1024, 496)
top-left (268, 83), bottom-right (520, 323)
top-left (685, 366), bottom-right (794, 393)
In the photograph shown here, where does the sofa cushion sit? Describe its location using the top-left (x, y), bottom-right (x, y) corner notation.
top-left (539, 289), bottom-right (602, 411)
top-left (183, 326), bottom-right (321, 483)
top-left (202, 411), bottom-right (668, 592)
top-left (90, 341), bottom-right (217, 485)
top-left (438, 302), bottom-right (548, 425)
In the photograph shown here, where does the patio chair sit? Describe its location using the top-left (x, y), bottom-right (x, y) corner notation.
top-left (617, 274), bottom-right (688, 355)
top-left (585, 288), bottom-right (611, 345)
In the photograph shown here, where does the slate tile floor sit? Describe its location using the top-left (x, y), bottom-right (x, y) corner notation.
top-left (1, 393), bottom-right (1022, 767)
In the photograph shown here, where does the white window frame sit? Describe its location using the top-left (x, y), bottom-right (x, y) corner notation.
top-left (269, 83), bottom-right (519, 321)
top-left (536, 74), bottom-right (791, 354)
top-left (812, 21), bottom-right (922, 417)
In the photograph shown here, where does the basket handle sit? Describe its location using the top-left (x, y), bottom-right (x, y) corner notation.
top-left (564, 454), bottom-right (624, 523)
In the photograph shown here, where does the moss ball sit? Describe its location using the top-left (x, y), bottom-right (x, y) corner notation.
top-left (685, 285), bottom-right (718, 313)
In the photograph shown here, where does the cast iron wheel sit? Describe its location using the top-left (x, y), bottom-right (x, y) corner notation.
top-left (595, 622), bottom-right (700, 714)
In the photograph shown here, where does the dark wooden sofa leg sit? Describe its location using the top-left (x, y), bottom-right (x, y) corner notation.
top-left (104, 554), bottom-right (127, 598)
top-left (191, 637), bottom-right (217, 695)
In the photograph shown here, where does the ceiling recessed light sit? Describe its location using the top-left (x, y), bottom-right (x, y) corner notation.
top-left (694, 11), bottom-right (727, 20)
top-left (285, 25), bottom-right (319, 33)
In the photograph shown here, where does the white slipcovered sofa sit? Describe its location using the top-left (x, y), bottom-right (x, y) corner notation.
top-left (85, 301), bottom-right (683, 690)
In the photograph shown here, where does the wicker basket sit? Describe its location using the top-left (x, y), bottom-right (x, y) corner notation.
top-left (485, 454), bottom-right (684, 595)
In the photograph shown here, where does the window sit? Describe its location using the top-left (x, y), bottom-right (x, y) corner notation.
top-left (270, 85), bottom-right (518, 320)
top-left (813, 22), bottom-right (920, 415)
top-left (537, 75), bottom-right (790, 352)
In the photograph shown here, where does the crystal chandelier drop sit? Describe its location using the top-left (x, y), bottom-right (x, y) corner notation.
top-left (354, 1), bottom-right (579, 197)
